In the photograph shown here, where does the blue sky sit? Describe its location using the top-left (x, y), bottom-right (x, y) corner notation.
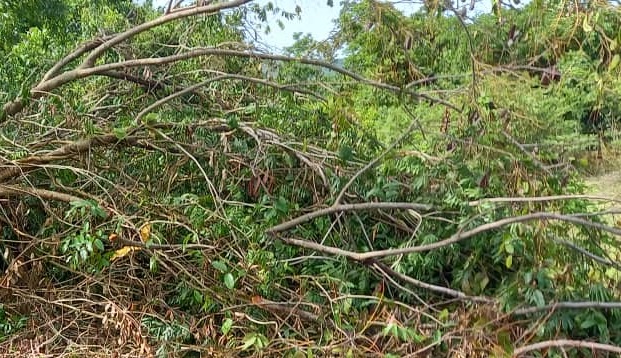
top-left (148, 0), bottom-right (494, 50)
top-left (148, 0), bottom-right (345, 50)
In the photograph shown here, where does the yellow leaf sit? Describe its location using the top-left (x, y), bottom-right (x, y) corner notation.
top-left (110, 246), bottom-right (138, 261)
top-left (139, 223), bottom-right (151, 243)
top-left (582, 15), bottom-right (593, 33)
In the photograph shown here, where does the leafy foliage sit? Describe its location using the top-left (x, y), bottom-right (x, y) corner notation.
top-left (1, 0), bottom-right (621, 357)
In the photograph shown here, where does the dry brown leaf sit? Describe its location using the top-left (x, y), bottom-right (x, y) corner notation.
top-left (139, 223), bottom-right (151, 243)
top-left (110, 246), bottom-right (139, 261)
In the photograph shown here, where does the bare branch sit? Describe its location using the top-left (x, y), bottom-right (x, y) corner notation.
top-left (354, 212), bottom-right (621, 261)
top-left (3, 48), bottom-right (457, 121)
top-left (266, 202), bottom-right (433, 235)
top-left (0, 184), bottom-right (84, 203)
top-left (80, 0), bottom-right (253, 68)
top-left (502, 130), bottom-right (552, 173)
top-left (273, 211), bottom-right (621, 262)
top-left (513, 339), bottom-right (621, 356)
top-left (99, 49), bottom-right (457, 109)
top-left (551, 235), bottom-right (621, 270)
top-left (98, 70), bottom-right (166, 92)
top-left (278, 236), bottom-right (360, 260)
top-left (371, 260), bottom-right (493, 303)
top-left (135, 73), bottom-right (324, 124)
top-left (116, 238), bottom-right (216, 251)
top-left (0, 135), bottom-right (145, 182)
top-left (41, 35), bottom-right (114, 82)
top-left (513, 301), bottom-right (621, 315)
top-left (470, 194), bottom-right (621, 207)
top-left (1, 1), bottom-right (252, 121)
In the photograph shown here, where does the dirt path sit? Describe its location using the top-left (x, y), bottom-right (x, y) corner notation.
top-left (586, 170), bottom-right (621, 200)
top-left (585, 170), bottom-right (621, 216)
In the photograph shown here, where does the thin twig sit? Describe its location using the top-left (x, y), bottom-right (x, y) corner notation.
top-left (551, 235), bottom-right (621, 270)
top-left (371, 260), bottom-right (493, 303)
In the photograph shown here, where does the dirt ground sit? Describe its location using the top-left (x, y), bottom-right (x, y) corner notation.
top-left (586, 170), bottom-right (621, 201)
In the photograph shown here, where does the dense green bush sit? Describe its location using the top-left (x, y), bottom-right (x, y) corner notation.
top-left (1, 0), bottom-right (621, 356)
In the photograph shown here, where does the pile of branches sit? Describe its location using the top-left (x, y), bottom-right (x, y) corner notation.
top-left (2, 1), bottom-right (621, 357)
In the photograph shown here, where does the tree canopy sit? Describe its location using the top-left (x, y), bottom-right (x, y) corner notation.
top-left (1, 0), bottom-right (621, 356)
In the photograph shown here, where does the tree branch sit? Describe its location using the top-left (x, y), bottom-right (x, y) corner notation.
top-left (80, 0), bottom-right (253, 68)
top-left (0, 1), bottom-right (252, 121)
top-left (273, 211), bottom-right (621, 262)
top-left (98, 70), bottom-right (166, 92)
top-left (470, 194), bottom-right (621, 207)
top-left (513, 301), bottom-right (621, 315)
top-left (551, 235), bottom-right (621, 270)
top-left (0, 135), bottom-right (144, 182)
top-left (266, 202), bottom-right (432, 235)
top-left (0, 185), bottom-right (83, 203)
top-left (513, 339), bottom-right (621, 356)
top-left (41, 35), bottom-right (114, 82)
top-left (135, 73), bottom-right (324, 124)
top-left (371, 260), bottom-right (493, 303)
top-left (3, 48), bottom-right (456, 121)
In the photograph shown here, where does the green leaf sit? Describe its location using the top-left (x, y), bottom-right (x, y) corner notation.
top-left (224, 272), bottom-right (235, 289)
top-left (92, 205), bottom-right (108, 219)
top-left (438, 308), bottom-right (449, 322)
top-left (338, 145), bottom-right (353, 162)
top-left (498, 331), bottom-right (513, 353)
top-left (532, 289), bottom-right (545, 307)
top-left (227, 117), bottom-right (239, 129)
top-left (274, 196), bottom-right (289, 213)
top-left (113, 127), bottom-right (127, 140)
top-left (149, 256), bottom-right (158, 273)
top-left (212, 260), bottom-right (228, 273)
top-left (342, 298), bottom-right (352, 314)
top-left (505, 255), bottom-right (513, 268)
top-left (524, 271), bottom-right (532, 285)
top-left (241, 334), bottom-right (257, 350)
top-left (143, 113), bottom-right (158, 123)
top-left (580, 318), bottom-right (598, 329)
top-left (193, 290), bottom-right (203, 303)
top-left (504, 242), bottom-right (514, 255)
top-left (94, 239), bottom-right (104, 251)
top-left (476, 272), bottom-right (489, 291)
top-left (221, 318), bottom-right (233, 335)
top-left (381, 323), bottom-right (395, 337)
